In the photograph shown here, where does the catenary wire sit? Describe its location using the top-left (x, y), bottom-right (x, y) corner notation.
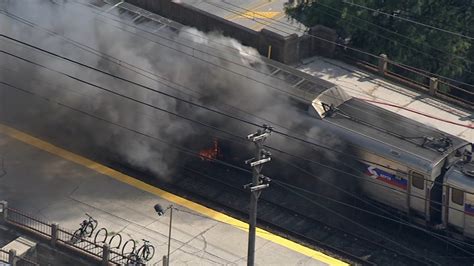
top-left (0, 1), bottom-right (474, 254)
top-left (2, 74), bottom-right (474, 252)
top-left (0, 77), bottom-right (458, 262)
top-left (0, 50), bottom-right (449, 225)
top-left (312, 1), bottom-right (473, 65)
top-left (306, 3), bottom-right (473, 70)
top-left (220, 0), bottom-right (473, 66)
top-left (5, 3), bottom-right (463, 137)
top-left (341, 0), bottom-right (474, 41)
top-left (206, 1), bottom-right (474, 87)
top-left (0, 21), bottom-right (466, 203)
top-left (272, 181), bottom-right (438, 264)
top-left (272, 179), bottom-right (474, 256)
top-left (0, 53), bottom-right (470, 218)
top-left (0, 34), bottom-right (426, 181)
top-left (0, 36), bottom-right (468, 197)
top-left (0, 5), bottom-right (470, 208)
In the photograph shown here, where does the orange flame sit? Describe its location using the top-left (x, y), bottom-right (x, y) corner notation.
top-left (199, 138), bottom-right (219, 161)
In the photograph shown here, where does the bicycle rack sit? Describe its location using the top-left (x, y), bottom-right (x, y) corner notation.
top-left (121, 239), bottom-right (136, 256)
top-left (108, 233), bottom-right (123, 249)
top-left (94, 228), bottom-right (108, 244)
top-left (69, 216), bottom-right (155, 262)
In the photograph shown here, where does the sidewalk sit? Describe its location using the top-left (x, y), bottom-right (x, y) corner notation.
top-left (0, 124), bottom-right (344, 266)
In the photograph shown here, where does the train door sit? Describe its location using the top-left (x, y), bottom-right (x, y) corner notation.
top-left (447, 187), bottom-right (464, 232)
top-left (429, 175), bottom-right (443, 224)
top-left (409, 171), bottom-right (427, 219)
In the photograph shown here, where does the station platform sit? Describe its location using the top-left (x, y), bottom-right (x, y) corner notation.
top-left (0, 124), bottom-right (346, 266)
top-left (297, 57), bottom-right (473, 143)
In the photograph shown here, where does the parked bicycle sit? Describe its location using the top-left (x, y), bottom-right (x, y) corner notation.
top-left (137, 239), bottom-right (155, 261)
top-left (127, 239), bottom-right (155, 263)
top-left (126, 251), bottom-right (143, 265)
top-left (70, 213), bottom-right (98, 244)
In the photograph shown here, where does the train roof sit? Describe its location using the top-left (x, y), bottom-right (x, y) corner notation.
top-left (44, 0), bottom-right (471, 172)
top-left (323, 98), bottom-right (470, 171)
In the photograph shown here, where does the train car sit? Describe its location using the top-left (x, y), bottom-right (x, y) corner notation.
top-left (302, 84), bottom-right (473, 238)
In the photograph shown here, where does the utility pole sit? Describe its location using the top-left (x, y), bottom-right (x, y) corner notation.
top-left (245, 125), bottom-right (272, 266)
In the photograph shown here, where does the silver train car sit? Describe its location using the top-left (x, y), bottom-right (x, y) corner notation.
top-left (302, 84), bottom-right (474, 239)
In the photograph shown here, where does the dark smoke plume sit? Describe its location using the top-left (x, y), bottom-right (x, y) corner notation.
top-left (0, 0), bottom-right (356, 202)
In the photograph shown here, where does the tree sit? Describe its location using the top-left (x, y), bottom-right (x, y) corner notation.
top-left (285, 0), bottom-right (474, 96)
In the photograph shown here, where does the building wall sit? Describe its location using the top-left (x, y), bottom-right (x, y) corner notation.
top-left (125, 0), bottom-right (336, 64)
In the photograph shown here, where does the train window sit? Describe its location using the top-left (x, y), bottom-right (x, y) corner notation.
top-left (451, 188), bottom-right (464, 205)
top-left (411, 172), bottom-right (424, 189)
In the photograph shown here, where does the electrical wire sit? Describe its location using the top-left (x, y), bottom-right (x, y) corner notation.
top-left (0, 34), bottom-right (420, 181)
top-left (1, 36), bottom-right (469, 202)
top-left (2, 76), bottom-right (474, 256)
top-left (0, 49), bottom-right (463, 220)
top-left (1, 50), bottom-right (470, 220)
top-left (360, 98), bottom-right (474, 129)
top-left (1, 3), bottom-right (472, 251)
top-left (206, 1), bottom-right (474, 87)
top-left (0, 53), bottom-right (457, 223)
top-left (271, 179), bottom-right (474, 256)
top-left (308, 3), bottom-right (474, 71)
top-left (1, 6), bottom-right (472, 214)
top-left (341, 0), bottom-right (474, 41)
top-left (0, 46), bottom-right (407, 186)
top-left (272, 181), bottom-right (438, 264)
top-left (0, 79), bottom-right (251, 175)
top-left (5, 2), bottom-right (464, 141)
top-left (309, 1), bottom-right (473, 65)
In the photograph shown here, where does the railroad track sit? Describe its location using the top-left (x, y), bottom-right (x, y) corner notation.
top-left (107, 159), bottom-right (472, 265)
top-left (175, 165), bottom-right (436, 265)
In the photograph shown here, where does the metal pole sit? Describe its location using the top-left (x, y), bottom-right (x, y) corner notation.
top-left (245, 126), bottom-right (271, 266)
top-left (167, 206), bottom-right (173, 266)
top-left (247, 142), bottom-right (261, 266)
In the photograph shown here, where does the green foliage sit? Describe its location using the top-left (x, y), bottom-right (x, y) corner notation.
top-left (285, 0), bottom-right (474, 91)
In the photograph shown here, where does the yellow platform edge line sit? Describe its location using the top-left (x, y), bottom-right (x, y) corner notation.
top-left (0, 124), bottom-right (347, 266)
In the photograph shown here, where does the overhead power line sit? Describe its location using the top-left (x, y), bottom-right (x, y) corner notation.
top-left (312, 2), bottom-right (473, 65)
top-left (2, 71), bottom-right (473, 220)
top-left (272, 180), bottom-right (474, 257)
top-left (2, 6), bottom-right (470, 204)
top-left (1, 33), bottom-right (467, 191)
top-left (341, 0), bottom-right (474, 41)
top-left (0, 34), bottom-right (410, 178)
top-left (0, 45), bottom-right (464, 214)
top-left (206, 1), bottom-right (474, 87)
top-left (2, 77), bottom-right (471, 258)
top-left (6, 2), bottom-right (466, 139)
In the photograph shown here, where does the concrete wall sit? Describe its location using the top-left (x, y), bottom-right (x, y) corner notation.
top-left (125, 0), bottom-right (336, 64)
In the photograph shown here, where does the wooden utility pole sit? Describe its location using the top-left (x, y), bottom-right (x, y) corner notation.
top-left (245, 125), bottom-right (272, 266)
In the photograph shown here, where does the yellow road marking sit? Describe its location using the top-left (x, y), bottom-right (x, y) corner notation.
top-left (224, 0), bottom-right (275, 20)
top-left (0, 124), bottom-right (348, 266)
top-left (250, 12), bottom-right (285, 31)
top-left (235, 11), bottom-right (280, 20)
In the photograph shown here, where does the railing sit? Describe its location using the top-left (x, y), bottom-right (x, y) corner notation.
top-left (341, 52), bottom-right (473, 110)
top-left (0, 247), bottom-right (39, 266)
top-left (6, 208), bottom-right (52, 237)
top-left (0, 201), bottom-right (132, 265)
top-left (0, 249), bottom-right (9, 263)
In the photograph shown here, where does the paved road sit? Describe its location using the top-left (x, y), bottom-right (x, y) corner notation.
top-left (179, 0), bottom-right (303, 36)
top-left (0, 124), bottom-right (341, 265)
